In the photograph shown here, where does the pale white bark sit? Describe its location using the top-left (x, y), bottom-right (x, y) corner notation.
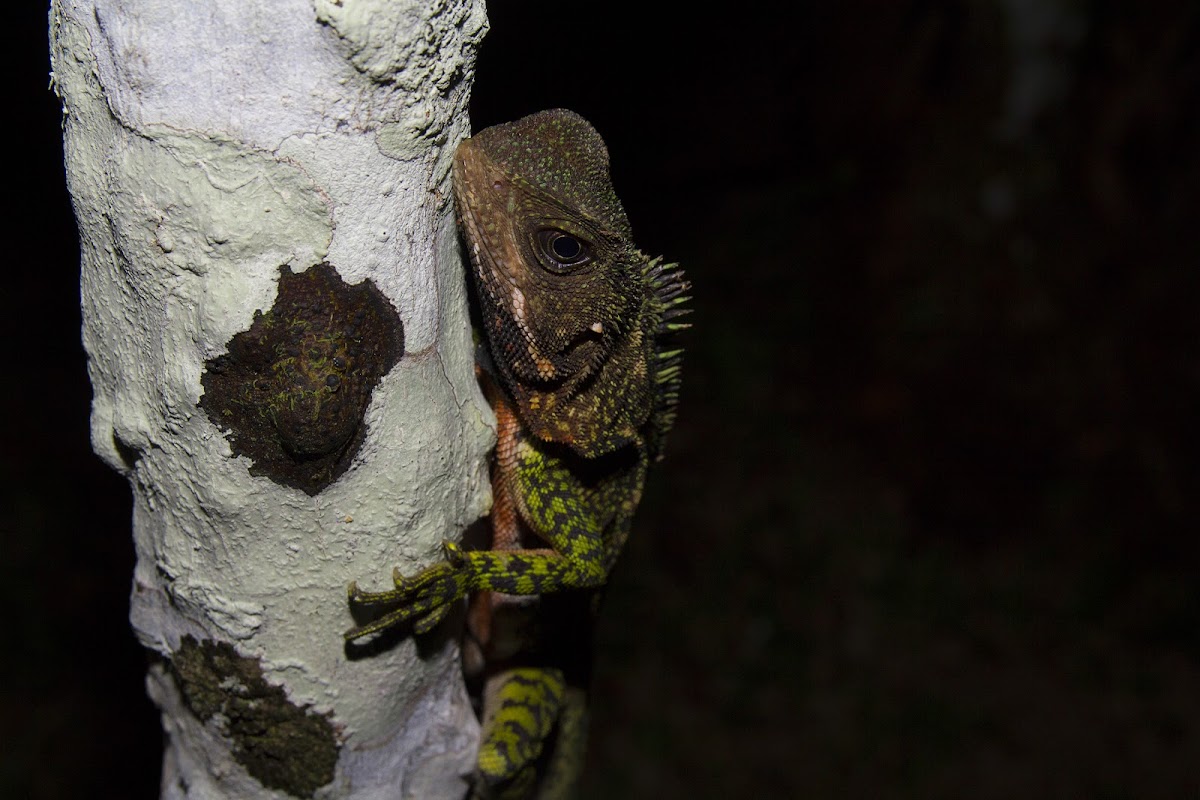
top-left (51, 1), bottom-right (492, 797)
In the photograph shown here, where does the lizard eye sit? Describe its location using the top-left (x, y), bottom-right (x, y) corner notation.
top-left (535, 229), bottom-right (592, 272)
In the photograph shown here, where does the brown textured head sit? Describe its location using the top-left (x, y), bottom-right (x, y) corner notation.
top-left (454, 109), bottom-right (659, 457)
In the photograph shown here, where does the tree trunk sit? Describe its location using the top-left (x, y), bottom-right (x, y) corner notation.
top-left (50, 0), bottom-right (492, 796)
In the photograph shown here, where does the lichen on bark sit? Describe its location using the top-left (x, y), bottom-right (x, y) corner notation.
top-left (170, 635), bottom-right (341, 798)
top-left (200, 262), bottom-right (405, 495)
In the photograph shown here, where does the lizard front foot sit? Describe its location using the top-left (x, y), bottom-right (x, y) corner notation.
top-left (345, 542), bottom-right (471, 639)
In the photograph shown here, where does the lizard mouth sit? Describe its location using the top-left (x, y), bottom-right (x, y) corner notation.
top-left (454, 138), bottom-right (594, 384)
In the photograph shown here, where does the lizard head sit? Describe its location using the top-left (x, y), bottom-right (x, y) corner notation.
top-left (453, 109), bottom-right (663, 457)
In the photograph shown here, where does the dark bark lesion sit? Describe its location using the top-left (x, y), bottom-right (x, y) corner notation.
top-left (199, 262), bottom-right (405, 495)
top-left (170, 635), bottom-right (341, 798)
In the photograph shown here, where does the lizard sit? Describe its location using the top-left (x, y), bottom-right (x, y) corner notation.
top-left (345, 109), bottom-right (689, 799)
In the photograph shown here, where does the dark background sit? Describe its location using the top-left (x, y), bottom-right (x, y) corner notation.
top-left (6, 2), bottom-right (1197, 798)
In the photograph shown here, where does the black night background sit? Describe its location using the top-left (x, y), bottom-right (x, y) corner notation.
top-left (5, 2), bottom-right (1197, 797)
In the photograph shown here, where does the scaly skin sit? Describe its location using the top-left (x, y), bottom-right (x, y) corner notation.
top-left (346, 110), bottom-right (689, 799)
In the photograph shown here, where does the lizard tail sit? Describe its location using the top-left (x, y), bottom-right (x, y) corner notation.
top-left (535, 686), bottom-right (589, 800)
top-left (477, 666), bottom-right (567, 796)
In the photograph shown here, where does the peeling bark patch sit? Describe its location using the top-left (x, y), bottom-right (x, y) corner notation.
top-left (200, 263), bottom-right (404, 495)
top-left (171, 635), bottom-right (339, 798)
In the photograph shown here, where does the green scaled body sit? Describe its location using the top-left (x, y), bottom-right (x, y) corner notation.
top-left (346, 109), bottom-right (689, 799)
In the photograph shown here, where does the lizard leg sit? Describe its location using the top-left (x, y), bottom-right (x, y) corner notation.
top-left (475, 666), bottom-right (566, 798)
top-left (346, 412), bottom-right (615, 642)
top-left (347, 443), bottom-right (609, 641)
top-left (346, 539), bottom-right (605, 640)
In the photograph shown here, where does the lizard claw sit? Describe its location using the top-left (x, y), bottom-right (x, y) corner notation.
top-left (442, 540), bottom-right (466, 566)
top-left (346, 551), bottom-right (475, 640)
